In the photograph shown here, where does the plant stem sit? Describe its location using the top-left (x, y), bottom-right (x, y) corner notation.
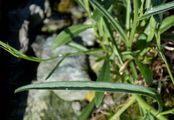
top-left (155, 32), bottom-right (174, 85)
top-left (133, 94), bottom-right (168, 120)
top-left (159, 109), bottom-right (174, 115)
top-left (104, 18), bottom-right (124, 65)
top-left (109, 96), bottom-right (136, 120)
top-left (126, 0), bottom-right (131, 31)
top-left (145, 0), bottom-right (151, 9)
top-left (128, 0), bottom-right (139, 50)
top-left (130, 61), bottom-right (138, 80)
top-left (159, 51), bottom-right (174, 84)
top-left (84, 0), bottom-right (91, 17)
top-left (126, 1), bottom-right (138, 82)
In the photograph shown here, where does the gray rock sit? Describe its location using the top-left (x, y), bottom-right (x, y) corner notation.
top-left (23, 89), bottom-right (78, 120)
top-left (24, 33), bottom-right (93, 119)
top-left (25, 23), bottom-right (96, 119)
top-left (34, 34), bottom-right (90, 101)
top-left (79, 19), bottom-right (96, 47)
top-left (71, 101), bottom-right (81, 115)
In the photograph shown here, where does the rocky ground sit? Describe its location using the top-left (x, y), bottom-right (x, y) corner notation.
top-left (1, 0), bottom-right (174, 120)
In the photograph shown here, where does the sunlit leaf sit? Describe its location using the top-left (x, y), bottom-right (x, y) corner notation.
top-left (159, 15), bottom-right (174, 33)
top-left (53, 25), bottom-right (92, 48)
top-left (90, 0), bottom-right (128, 43)
top-left (144, 17), bottom-right (156, 42)
top-left (0, 41), bottom-right (56, 62)
top-left (68, 42), bottom-right (88, 51)
top-left (15, 81), bottom-right (162, 110)
top-left (14, 81), bottom-right (157, 97)
top-left (140, 1), bottom-right (174, 20)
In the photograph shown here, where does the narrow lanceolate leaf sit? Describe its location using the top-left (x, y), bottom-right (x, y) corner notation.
top-left (0, 41), bottom-right (56, 62)
top-left (15, 81), bottom-right (157, 97)
top-left (53, 25), bottom-right (92, 48)
top-left (89, 0), bottom-right (128, 42)
top-left (78, 100), bottom-right (95, 120)
top-left (68, 42), bottom-right (88, 51)
top-left (15, 81), bottom-right (161, 106)
top-left (144, 17), bottom-right (156, 42)
top-left (140, 1), bottom-right (174, 20)
top-left (45, 57), bottom-right (65, 80)
top-left (136, 60), bottom-right (153, 86)
top-left (95, 57), bottom-right (110, 108)
top-left (159, 15), bottom-right (174, 33)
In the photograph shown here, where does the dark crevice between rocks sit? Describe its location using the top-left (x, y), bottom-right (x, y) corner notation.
top-left (0, 1), bottom-right (41, 119)
top-left (0, 49), bottom-right (39, 120)
top-left (86, 55), bottom-right (97, 81)
top-left (0, 47), bottom-right (38, 120)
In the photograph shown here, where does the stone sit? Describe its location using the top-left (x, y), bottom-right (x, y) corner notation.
top-left (79, 19), bottom-right (96, 47)
top-left (25, 18), bottom-right (97, 119)
top-left (23, 89), bottom-right (78, 120)
top-left (32, 34), bottom-right (91, 101)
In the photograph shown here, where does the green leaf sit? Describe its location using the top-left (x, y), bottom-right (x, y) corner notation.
top-left (14, 81), bottom-right (157, 98)
top-left (45, 57), bottom-right (65, 80)
top-left (0, 41), bottom-right (56, 62)
top-left (135, 60), bottom-right (153, 86)
top-left (95, 57), bottom-right (110, 108)
top-left (15, 81), bottom-right (162, 110)
top-left (62, 48), bottom-right (102, 58)
top-left (140, 1), bottom-right (174, 20)
top-left (144, 17), bottom-right (156, 42)
top-left (68, 42), bottom-right (88, 51)
top-left (78, 100), bottom-right (95, 120)
top-left (53, 25), bottom-right (92, 48)
top-left (159, 15), bottom-right (174, 33)
top-left (90, 0), bottom-right (128, 43)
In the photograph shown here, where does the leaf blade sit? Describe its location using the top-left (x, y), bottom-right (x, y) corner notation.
top-left (53, 24), bottom-right (92, 48)
top-left (90, 0), bottom-right (128, 42)
top-left (159, 15), bottom-right (174, 33)
top-left (140, 1), bottom-right (174, 20)
top-left (95, 57), bottom-right (110, 108)
top-left (144, 17), bottom-right (156, 42)
top-left (15, 81), bottom-right (158, 99)
top-left (15, 81), bottom-right (162, 111)
top-left (78, 100), bottom-right (95, 120)
top-left (135, 60), bottom-right (153, 86)
top-left (0, 41), bottom-right (56, 62)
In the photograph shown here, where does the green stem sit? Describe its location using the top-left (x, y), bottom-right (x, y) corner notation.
top-left (159, 109), bottom-right (174, 115)
top-left (133, 94), bottom-right (168, 120)
top-left (155, 33), bottom-right (174, 85)
top-left (128, 0), bottom-right (139, 50)
top-left (109, 96), bottom-right (136, 120)
top-left (145, 0), bottom-right (151, 9)
top-left (126, 0), bottom-right (131, 31)
top-left (127, 1), bottom-right (138, 82)
top-left (84, 0), bottom-right (91, 17)
top-left (103, 18), bottom-right (124, 65)
top-left (159, 51), bottom-right (174, 84)
top-left (130, 61), bottom-right (138, 80)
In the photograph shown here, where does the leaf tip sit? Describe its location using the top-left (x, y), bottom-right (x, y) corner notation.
top-left (14, 86), bottom-right (27, 93)
top-left (14, 88), bottom-right (20, 94)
